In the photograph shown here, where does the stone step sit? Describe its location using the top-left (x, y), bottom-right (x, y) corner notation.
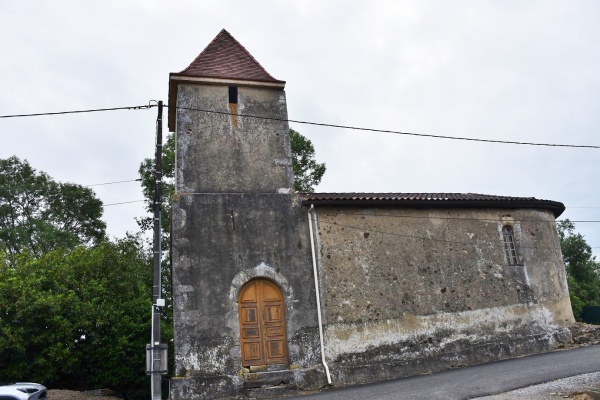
top-left (245, 384), bottom-right (298, 399)
top-left (243, 369), bottom-right (296, 389)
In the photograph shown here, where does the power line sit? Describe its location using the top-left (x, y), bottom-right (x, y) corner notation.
top-left (174, 197), bottom-right (600, 224)
top-left (0, 104), bottom-right (154, 119)
top-left (99, 194), bottom-right (600, 224)
top-left (104, 200), bottom-right (145, 206)
top-left (169, 105), bottom-right (600, 149)
top-left (181, 201), bottom-right (600, 248)
top-left (559, 221), bottom-right (600, 223)
top-left (101, 198), bottom-right (600, 247)
top-left (6, 104), bottom-right (600, 248)
top-left (316, 210), bottom-right (600, 224)
top-left (317, 220), bottom-right (572, 251)
top-left (73, 183), bottom-right (600, 219)
top-left (86, 179), bottom-right (141, 187)
top-left (3, 103), bottom-right (598, 149)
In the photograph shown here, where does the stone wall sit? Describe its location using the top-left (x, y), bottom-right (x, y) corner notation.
top-left (168, 78), bottom-right (575, 399)
top-left (170, 193), bottom-right (322, 399)
top-left (175, 84), bottom-right (293, 194)
top-left (170, 80), bottom-right (324, 399)
top-left (314, 206), bottom-right (574, 385)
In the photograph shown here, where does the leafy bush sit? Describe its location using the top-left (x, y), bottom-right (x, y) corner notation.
top-left (558, 220), bottom-right (600, 321)
top-left (0, 238), bottom-right (153, 399)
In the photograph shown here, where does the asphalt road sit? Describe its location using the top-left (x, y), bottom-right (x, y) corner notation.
top-left (289, 345), bottom-right (600, 400)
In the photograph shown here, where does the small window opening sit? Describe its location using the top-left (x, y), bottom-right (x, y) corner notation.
top-left (502, 225), bottom-right (519, 265)
top-left (229, 86), bottom-right (238, 104)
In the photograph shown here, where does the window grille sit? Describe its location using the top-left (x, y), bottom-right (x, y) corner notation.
top-left (502, 225), bottom-right (519, 265)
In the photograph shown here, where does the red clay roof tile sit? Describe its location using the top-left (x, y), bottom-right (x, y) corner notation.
top-left (300, 193), bottom-right (565, 217)
top-left (176, 29), bottom-right (283, 84)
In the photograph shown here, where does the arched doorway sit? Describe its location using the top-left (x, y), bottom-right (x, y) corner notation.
top-left (238, 278), bottom-right (289, 367)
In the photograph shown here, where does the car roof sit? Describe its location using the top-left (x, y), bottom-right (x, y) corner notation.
top-left (10, 384), bottom-right (45, 391)
top-left (0, 383), bottom-right (46, 400)
top-left (0, 386), bottom-right (30, 399)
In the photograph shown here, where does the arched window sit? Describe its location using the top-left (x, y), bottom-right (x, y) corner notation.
top-left (502, 225), bottom-right (519, 265)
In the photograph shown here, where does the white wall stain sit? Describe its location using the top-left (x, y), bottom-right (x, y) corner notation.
top-left (325, 302), bottom-right (563, 361)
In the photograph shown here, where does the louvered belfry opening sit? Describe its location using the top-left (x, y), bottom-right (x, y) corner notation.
top-left (502, 225), bottom-right (519, 265)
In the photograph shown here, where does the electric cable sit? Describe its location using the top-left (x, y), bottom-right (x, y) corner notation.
top-left (315, 219), bottom-right (572, 251)
top-left (168, 105), bottom-right (600, 149)
top-left (0, 105), bottom-right (153, 119)
top-left (162, 195), bottom-right (600, 225)
top-left (315, 210), bottom-right (600, 224)
top-left (176, 199), bottom-right (600, 249)
top-left (2, 103), bottom-right (599, 149)
top-left (104, 200), bottom-right (145, 206)
top-left (87, 179), bottom-right (141, 187)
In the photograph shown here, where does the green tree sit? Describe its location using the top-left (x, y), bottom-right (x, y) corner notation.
top-left (0, 156), bottom-right (106, 261)
top-left (137, 133), bottom-right (175, 243)
top-left (0, 237), bottom-right (153, 399)
top-left (137, 133), bottom-right (175, 317)
top-left (557, 219), bottom-right (600, 320)
top-left (290, 128), bottom-right (326, 192)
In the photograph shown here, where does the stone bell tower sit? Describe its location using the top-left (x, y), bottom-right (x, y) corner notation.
top-left (168, 29), bottom-right (294, 194)
top-left (168, 30), bottom-right (324, 399)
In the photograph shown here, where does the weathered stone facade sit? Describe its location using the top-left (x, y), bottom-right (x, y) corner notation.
top-left (169, 30), bottom-right (327, 399)
top-left (311, 206), bottom-right (573, 384)
top-left (170, 193), bottom-right (325, 399)
top-left (168, 30), bottom-right (574, 399)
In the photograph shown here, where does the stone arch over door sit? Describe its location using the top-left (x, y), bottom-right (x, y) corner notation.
top-left (238, 278), bottom-right (289, 367)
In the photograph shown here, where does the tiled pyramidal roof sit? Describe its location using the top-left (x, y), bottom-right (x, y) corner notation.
top-left (301, 193), bottom-right (565, 217)
top-left (176, 29), bottom-right (284, 84)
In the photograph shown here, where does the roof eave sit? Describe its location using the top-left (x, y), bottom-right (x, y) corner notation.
top-left (301, 198), bottom-right (565, 218)
top-left (167, 73), bottom-right (286, 132)
top-left (170, 73), bottom-right (285, 87)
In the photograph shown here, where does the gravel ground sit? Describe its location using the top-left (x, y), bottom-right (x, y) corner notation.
top-left (48, 389), bottom-right (122, 400)
top-left (462, 322), bottom-right (600, 400)
top-left (472, 372), bottom-right (600, 399)
top-left (46, 323), bottom-right (600, 400)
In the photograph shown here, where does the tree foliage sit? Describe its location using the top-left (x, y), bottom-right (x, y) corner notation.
top-left (290, 128), bottom-right (326, 192)
top-left (0, 159), bottom-right (156, 398)
top-left (0, 237), bottom-right (154, 399)
top-left (137, 133), bottom-right (175, 242)
top-left (0, 156), bottom-right (106, 261)
top-left (557, 219), bottom-right (600, 320)
top-left (137, 133), bottom-right (175, 313)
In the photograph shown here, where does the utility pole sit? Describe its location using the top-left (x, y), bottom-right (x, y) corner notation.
top-left (148, 101), bottom-right (166, 400)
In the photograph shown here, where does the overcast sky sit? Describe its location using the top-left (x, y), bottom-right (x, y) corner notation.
top-left (1, 1), bottom-right (599, 254)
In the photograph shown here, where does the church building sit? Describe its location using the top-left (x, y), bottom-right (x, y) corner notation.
top-left (168, 29), bottom-right (574, 399)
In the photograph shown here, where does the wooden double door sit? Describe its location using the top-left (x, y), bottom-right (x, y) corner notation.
top-left (238, 279), bottom-right (289, 367)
